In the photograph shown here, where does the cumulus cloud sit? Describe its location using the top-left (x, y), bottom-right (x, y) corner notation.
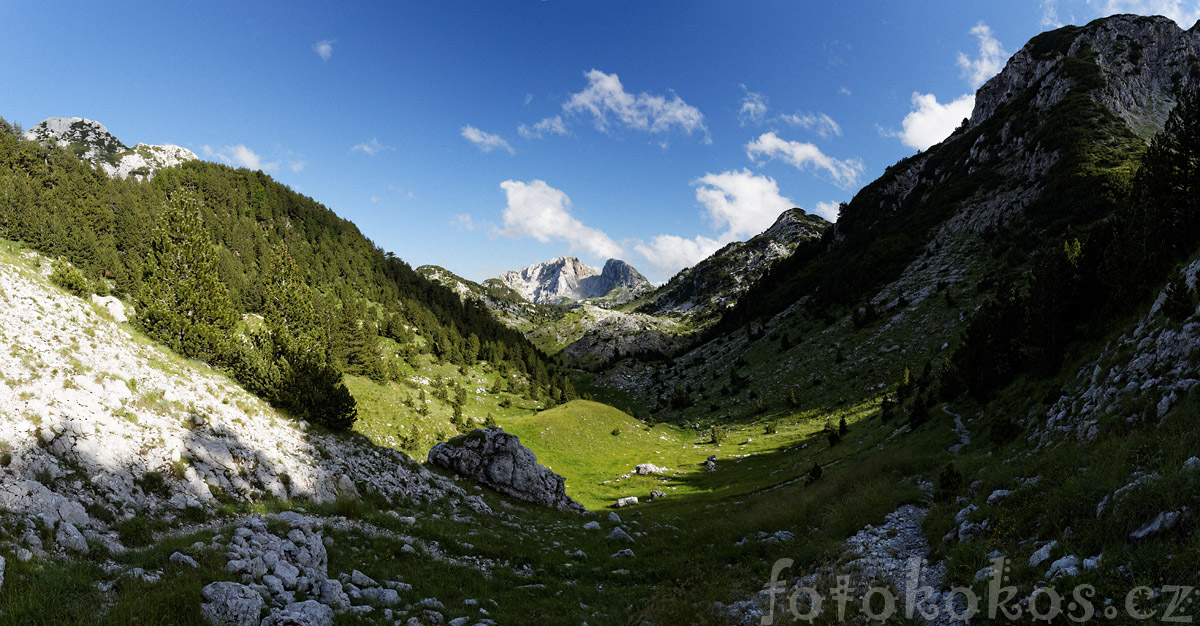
top-left (351, 138), bottom-right (393, 156)
top-left (202, 144), bottom-right (278, 171)
top-left (495, 180), bottom-right (623, 259)
top-left (814, 201), bottom-right (843, 222)
top-left (1089, 0), bottom-right (1200, 26)
top-left (693, 169), bottom-right (796, 240)
top-left (745, 132), bottom-right (865, 189)
top-left (779, 112), bottom-right (843, 139)
top-left (314, 40), bottom-right (334, 61)
top-left (957, 22), bottom-right (1008, 89)
top-left (461, 126), bottom-right (515, 154)
top-left (518, 116), bottom-right (569, 139)
top-left (634, 234), bottom-right (725, 279)
top-left (893, 92), bottom-right (975, 151)
top-left (563, 69), bottom-right (708, 140)
top-left (738, 86), bottom-right (768, 126)
top-left (634, 170), bottom-right (797, 277)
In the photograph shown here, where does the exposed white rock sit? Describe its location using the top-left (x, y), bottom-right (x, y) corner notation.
top-left (0, 255), bottom-right (458, 546)
top-left (496, 257), bottom-right (651, 305)
top-left (24, 117), bottom-right (197, 180)
top-left (201, 581), bottom-right (264, 626)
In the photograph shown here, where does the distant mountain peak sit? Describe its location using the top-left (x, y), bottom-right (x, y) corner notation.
top-left (25, 116), bottom-right (196, 180)
top-left (497, 256), bottom-right (652, 305)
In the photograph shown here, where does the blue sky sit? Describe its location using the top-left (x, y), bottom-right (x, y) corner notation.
top-left (3, 1), bottom-right (1198, 283)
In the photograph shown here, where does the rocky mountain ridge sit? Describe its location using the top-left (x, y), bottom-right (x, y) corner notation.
top-left (496, 257), bottom-right (652, 305)
top-left (25, 116), bottom-right (197, 180)
top-left (635, 208), bottom-right (829, 322)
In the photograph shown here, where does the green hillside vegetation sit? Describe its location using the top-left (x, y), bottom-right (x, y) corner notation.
top-left (0, 118), bottom-right (574, 431)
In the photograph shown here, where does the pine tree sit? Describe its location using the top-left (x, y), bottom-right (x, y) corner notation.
top-left (136, 194), bottom-right (236, 364)
top-left (1162, 270), bottom-right (1197, 322)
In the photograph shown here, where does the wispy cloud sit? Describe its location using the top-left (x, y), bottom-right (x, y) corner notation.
top-left (518, 116), bottom-right (569, 139)
top-left (452, 214), bottom-right (476, 231)
top-left (957, 22), bottom-right (1008, 89)
top-left (351, 138), bottom-right (393, 156)
top-left (738, 85), bottom-right (768, 126)
top-left (1041, 0), bottom-right (1064, 27)
top-left (495, 180), bottom-right (623, 259)
top-left (745, 132), bottom-right (864, 189)
top-left (313, 39), bottom-right (335, 61)
top-left (562, 69), bottom-right (709, 141)
top-left (779, 112), bottom-right (843, 139)
top-left (201, 144), bottom-right (278, 171)
top-left (461, 126), bottom-right (515, 154)
top-left (1088, 0), bottom-right (1200, 27)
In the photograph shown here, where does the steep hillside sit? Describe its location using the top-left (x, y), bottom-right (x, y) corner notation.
top-left (635, 208), bottom-right (829, 324)
top-left (0, 119), bottom-right (575, 435)
top-left (417, 264), bottom-right (555, 329)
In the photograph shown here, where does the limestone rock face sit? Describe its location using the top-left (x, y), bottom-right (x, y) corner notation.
top-left (24, 117), bottom-right (197, 181)
top-left (427, 428), bottom-right (585, 513)
top-left (496, 257), bottom-right (651, 305)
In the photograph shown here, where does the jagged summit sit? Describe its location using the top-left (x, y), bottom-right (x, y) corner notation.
top-left (25, 116), bottom-right (196, 180)
top-left (635, 207), bottom-right (829, 320)
top-left (496, 256), bottom-right (652, 305)
top-left (969, 14), bottom-right (1200, 138)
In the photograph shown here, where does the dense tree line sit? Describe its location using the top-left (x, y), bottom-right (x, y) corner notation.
top-left (948, 87), bottom-right (1200, 400)
top-left (0, 119), bottom-right (573, 427)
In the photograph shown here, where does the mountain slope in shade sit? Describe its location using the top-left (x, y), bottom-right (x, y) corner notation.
top-left (634, 208), bottom-right (830, 323)
top-left (24, 116), bottom-right (197, 180)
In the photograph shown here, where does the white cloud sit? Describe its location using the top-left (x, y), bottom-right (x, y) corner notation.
top-left (634, 234), bottom-right (725, 278)
top-left (202, 144), bottom-right (278, 171)
top-left (779, 112), bottom-right (843, 139)
top-left (839, 86), bottom-right (853, 96)
top-left (693, 169), bottom-right (796, 239)
top-left (314, 40), bottom-right (334, 61)
top-left (287, 160), bottom-right (306, 173)
top-left (461, 126), bottom-right (515, 155)
top-left (452, 214), bottom-right (476, 231)
top-left (738, 86), bottom-right (768, 126)
top-left (814, 201), bottom-right (843, 222)
top-left (745, 132), bottom-right (865, 189)
top-left (634, 169), bottom-right (797, 277)
top-left (351, 138), bottom-right (393, 156)
top-left (957, 22), bottom-right (1008, 89)
top-left (518, 116), bottom-right (569, 139)
top-left (894, 92), bottom-right (975, 151)
top-left (1089, 0), bottom-right (1200, 26)
top-left (496, 180), bottom-right (623, 259)
top-left (1041, 0), bottom-right (1064, 27)
top-left (563, 69), bottom-right (708, 140)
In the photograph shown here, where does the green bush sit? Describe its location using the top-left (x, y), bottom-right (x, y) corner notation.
top-left (50, 257), bottom-right (89, 297)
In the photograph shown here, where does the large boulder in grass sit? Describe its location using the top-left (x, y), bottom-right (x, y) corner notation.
top-left (428, 428), bottom-right (585, 513)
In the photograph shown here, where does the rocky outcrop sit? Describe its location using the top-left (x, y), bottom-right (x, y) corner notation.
top-left (556, 304), bottom-right (683, 370)
top-left (496, 257), bottom-right (652, 305)
top-left (971, 14), bottom-right (1200, 138)
top-left (24, 117), bottom-right (197, 180)
top-left (427, 428), bottom-right (585, 513)
top-left (0, 254), bottom-right (459, 555)
top-left (636, 208), bottom-right (829, 322)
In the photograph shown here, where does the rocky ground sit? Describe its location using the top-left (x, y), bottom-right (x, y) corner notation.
top-left (0, 251), bottom-right (459, 560)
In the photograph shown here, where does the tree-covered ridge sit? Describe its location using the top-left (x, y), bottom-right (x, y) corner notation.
top-left (0, 117), bottom-right (574, 427)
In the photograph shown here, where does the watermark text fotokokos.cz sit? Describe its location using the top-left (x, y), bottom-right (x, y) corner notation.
top-left (760, 557), bottom-right (1195, 623)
